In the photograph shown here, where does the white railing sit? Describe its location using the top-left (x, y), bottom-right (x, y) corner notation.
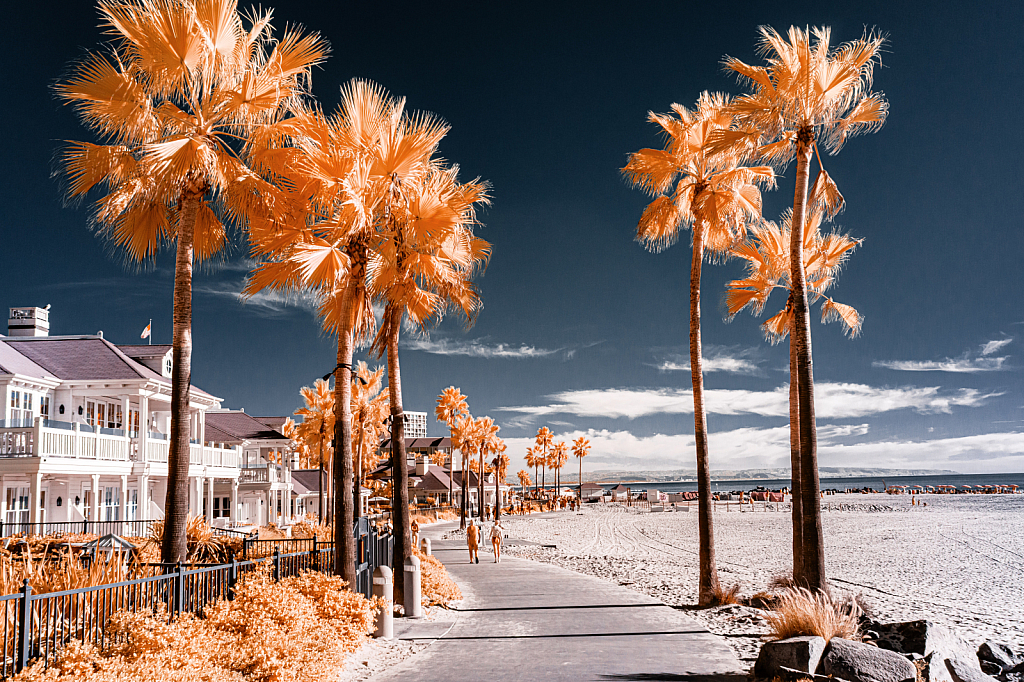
top-left (239, 463), bottom-right (285, 484)
top-left (146, 440), bottom-right (169, 463)
top-left (0, 421), bottom-right (129, 461)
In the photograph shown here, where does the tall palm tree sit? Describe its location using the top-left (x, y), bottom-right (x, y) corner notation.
top-left (436, 387), bottom-right (470, 506)
top-left (56, 0), bottom-right (327, 563)
top-left (721, 26), bottom-right (887, 590)
top-left (517, 469), bottom-right (532, 501)
top-left (451, 414), bottom-right (477, 529)
top-left (351, 361), bottom-right (389, 521)
top-left (492, 443), bottom-right (510, 519)
top-left (471, 417), bottom-right (500, 520)
top-left (550, 440), bottom-right (568, 501)
top-left (623, 92), bottom-right (773, 605)
top-left (294, 379), bottom-right (335, 522)
top-left (535, 427), bottom-right (553, 501)
top-left (524, 447), bottom-right (538, 498)
top-left (572, 436), bottom-right (591, 500)
top-left (726, 210), bottom-right (862, 581)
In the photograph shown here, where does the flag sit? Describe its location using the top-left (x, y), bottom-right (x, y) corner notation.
top-left (141, 323), bottom-right (151, 339)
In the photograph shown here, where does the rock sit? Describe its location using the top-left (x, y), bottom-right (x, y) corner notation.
top-left (946, 657), bottom-right (998, 682)
top-left (978, 642), bottom-right (1022, 671)
top-left (754, 636), bottom-right (828, 679)
top-left (820, 637), bottom-right (918, 682)
top-left (873, 620), bottom-right (987, 682)
top-left (777, 666), bottom-right (836, 682)
top-left (922, 652), bottom-right (955, 682)
top-left (980, 661), bottom-right (1002, 676)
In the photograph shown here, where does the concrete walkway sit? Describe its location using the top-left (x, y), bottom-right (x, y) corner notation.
top-left (382, 520), bottom-right (745, 682)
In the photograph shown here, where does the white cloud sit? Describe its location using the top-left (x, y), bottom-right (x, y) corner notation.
top-left (980, 338), bottom-right (1012, 356)
top-left (498, 383), bottom-right (999, 422)
top-left (403, 337), bottom-right (561, 359)
top-left (195, 281), bottom-right (318, 315)
top-left (874, 338), bottom-right (1012, 373)
top-left (655, 346), bottom-right (763, 375)
top-left (501, 426), bottom-right (1024, 474)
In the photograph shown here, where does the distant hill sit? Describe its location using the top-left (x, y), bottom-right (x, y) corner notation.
top-left (560, 467), bottom-right (961, 484)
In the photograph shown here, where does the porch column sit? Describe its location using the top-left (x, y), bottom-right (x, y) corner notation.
top-left (138, 396), bottom-right (149, 461)
top-left (119, 474), bottom-right (128, 534)
top-left (205, 477), bottom-right (214, 524)
top-left (230, 480), bottom-right (238, 527)
top-left (194, 476), bottom-right (203, 518)
top-left (198, 411), bottom-right (205, 448)
top-left (91, 474), bottom-right (101, 524)
top-left (30, 472), bottom-right (43, 525)
top-left (137, 474), bottom-right (148, 520)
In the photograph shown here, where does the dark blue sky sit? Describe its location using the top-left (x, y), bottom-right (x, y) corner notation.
top-left (3, 0), bottom-right (1022, 473)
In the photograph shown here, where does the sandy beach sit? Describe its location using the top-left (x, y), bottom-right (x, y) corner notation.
top-left (499, 494), bottom-right (1024, 662)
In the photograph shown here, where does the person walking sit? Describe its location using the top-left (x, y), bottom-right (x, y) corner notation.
top-left (466, 519), bottom-right (480, 564)
top-left (490, 519), bottom-right (504, 563)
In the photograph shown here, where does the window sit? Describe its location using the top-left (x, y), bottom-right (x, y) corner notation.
top-left (102, 486), bottom-right (120, 521)
top-left (97, 403), bottom-right (105, 429)
top-left (127, 489), bottom-right (138, 521)
top-left (39, 397), bottom-right (50, 420)
top-left (114, 405), bottom-right (122, 429)
top-left (86, 402), bottom-right (95, 426)
top-left (213, 496), bottom-right (231, 518)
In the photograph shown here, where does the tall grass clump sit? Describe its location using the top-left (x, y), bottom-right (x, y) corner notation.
top-left (765, 588), bottom-right (861, 642)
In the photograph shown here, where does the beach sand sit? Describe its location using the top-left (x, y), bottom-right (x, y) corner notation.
top-left (501, 494), bottom-right (1024, 662)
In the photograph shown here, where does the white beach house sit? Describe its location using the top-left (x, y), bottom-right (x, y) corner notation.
top-left (0, 306), bottom-right (295, 533)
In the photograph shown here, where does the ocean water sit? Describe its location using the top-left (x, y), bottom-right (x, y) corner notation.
top-left (589, 472), bottom-right (1024, 494)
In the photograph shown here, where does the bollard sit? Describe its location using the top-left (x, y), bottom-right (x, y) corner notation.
top-left (420, 537), bottom-right (431, 556)
top-left (372, 565), bottom-right (394, 639)
top-left (403, 555), bottom-right (423, 619)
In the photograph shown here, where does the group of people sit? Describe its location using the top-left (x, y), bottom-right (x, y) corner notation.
top-left (465, 518), bottom-right (504, 563)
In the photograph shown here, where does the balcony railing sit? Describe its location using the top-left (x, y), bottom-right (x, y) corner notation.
top-left (0, 420), bottom-right (239, 469)
top-left (238, 464), bottom-right (288, 484)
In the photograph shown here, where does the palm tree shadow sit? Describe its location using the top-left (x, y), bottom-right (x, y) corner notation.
top-left (600, 674), bottom-right (749, 682)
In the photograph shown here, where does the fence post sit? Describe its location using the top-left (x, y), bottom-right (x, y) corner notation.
top-left (310, 537), bottom-right (318, 572)
top-left (16, 579), bottom-right (32, 673)
top-left (273, 548), bottom-right (281, 582)
top-left (372, 565), bottom-right (393, 639)
top-left (403, 555), bottom-right (423, 619)
top-left (83, 519), bottom-right (89, 534)
top-left (228, 553), bottom-right (238, 601)
top-left (175, 561), bottom-right (185, 616)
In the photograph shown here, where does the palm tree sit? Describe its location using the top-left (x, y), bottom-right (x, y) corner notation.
top-left (721, 26), bottom-right (887, 591)
top-left (550, 440), bottom-right (569, 501)
top-left (535, 427), bottom-right (553, 502)
top-left (492, 443), bottom-right (510, 519)
top-left (451, 415), bottom-right (477, 529)
top-left (572, 437), bottom-right (591, 500)
top-left (351, 362), bottom-right (389, 521)
top-left (726, 211), bottom-right (862, 580)
top-left (623, 92), bottom-right (774, 605)
top-left (56, 0), bottom-right (327, 563)
top-left (517, 469), bottom-right (532, 507)
top-left (524, 447), bottom-right (538, 498)
top-left (471, 417), bottom-right (500, 520)
top-left (436, 387), bottom-right (470, 506)
top-left (294, 379), bottom-right (335, 523)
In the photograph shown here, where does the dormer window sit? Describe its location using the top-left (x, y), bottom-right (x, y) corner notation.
top-left (163, 357), bottom-right (172, 377)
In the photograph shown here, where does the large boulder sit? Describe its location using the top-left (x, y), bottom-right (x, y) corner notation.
top-left (754, 636), bottom-right (827, 679)
top-left (922, 652), bottom-right (956, 682)
top-left (978, 642), bottom-right (1023, 673)
top-left (873, 620), bottom-right (990, 682)
top-left (820, 637), bottom-right (918, 682)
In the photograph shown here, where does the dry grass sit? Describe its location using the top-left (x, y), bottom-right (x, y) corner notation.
top-left (149, 518), bottom-right (241, 564)
top-left (764, 588), bottom-right (861, 642)
top-left (413, 548), bottom-right (462, 606)
top-left (710, 583), bottom-right (742, 606)
top-left (410, 510), bottom-right (459, 526)
top-left (12, 568), bottom-right (380, 682)
top-left (768, 573), bottom-right (798, 592)
top-left (291, 519), bottom-right (332, 542)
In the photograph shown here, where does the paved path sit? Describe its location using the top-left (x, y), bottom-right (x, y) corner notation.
top-left (382, 520), bottom-right (745, 682)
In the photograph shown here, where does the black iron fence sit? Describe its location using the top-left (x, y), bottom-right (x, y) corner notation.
top-left (0, 519), bottom-right (157, 539)
top-left (0, 523), bottom-right (392, 677)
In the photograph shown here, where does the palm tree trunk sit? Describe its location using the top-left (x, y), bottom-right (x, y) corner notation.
top-left (579, 457), bottom-right (583, 500)
top-left (318, 429), bottom-right (325, 523)
top-left (447, 432), bottom-right (454, 507)
top-left (460, 450), bottom-right (469, 530)
top-left (689, 227), bottom-right (721, 607)
top-left (162, 192), bottom-right (199, 564)
top-left (789, 312), bottom-right (803, 584)
top-left (332, 282), bottom-right (357, 587)
top-left (790, 136), bottom-right (825, 592)
top-left (354, 421), bottom-right (364, 523)
top-left (385, 305), bottom-right (412, 597)
top-left (478, 446), bottom-right (485, 521)
top-left (494, 470), bottom-right (500, 520)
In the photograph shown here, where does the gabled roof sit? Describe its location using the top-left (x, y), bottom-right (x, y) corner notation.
top-left (291, 469), bottom-right (322, 494)
top-left (205, 411), bottom-right (287, 442)
top-left (0, 336), bottom-right (214, 398)
top-left (255, 416), bottom-right (291, 432)
top-left (580, 482), bottom-right (604, 490)
top-left (380, 437), bottom-right (451, 449)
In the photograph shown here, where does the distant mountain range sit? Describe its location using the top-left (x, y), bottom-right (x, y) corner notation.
top-left (558, 467), bottom-right (961, 484)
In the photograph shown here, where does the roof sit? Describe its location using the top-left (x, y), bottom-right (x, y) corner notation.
top-left (0, 336), bottom-right (214, 398)
top-left (255, 416), bottom-right (291, 432)
top-left (0, 340), bottom-right (50, 379)
top-left (205, 411), bottom-right (288, 442)
top-left (580, 482), bottom-right (604, 490)
top-left (379, 437), bottom-right (452, 449)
